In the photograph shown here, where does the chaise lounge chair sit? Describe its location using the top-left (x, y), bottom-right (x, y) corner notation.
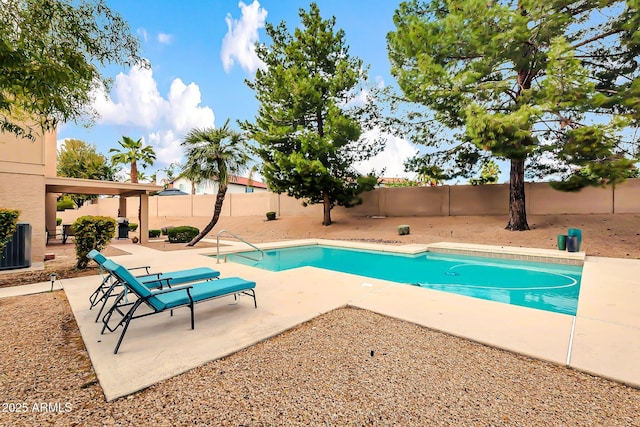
top-left (100, 259), bottom-right (257, 354)
top-left (87, 249), bottom-right (220, 322)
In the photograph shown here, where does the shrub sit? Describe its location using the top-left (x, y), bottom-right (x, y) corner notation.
top-left (266, 211), bottom-right (276, 221)
top-left (149, 229), bottom-right (161, 238)
top-left (56, 217), bottom-right (63, 226)
top-left (56, 196), bottom-right (75, 211)
top-left (128, 223), bottom-right (139, 232)
top-left (397, 225), bottom-right (410, 235)
top-left (167, 226), bottom-right (199, 243)
top-left (0, 209), bottom-right (20, 257)
top-left (73, 216), bottom-right (116, 269)
top-left (161, 226), bottom-right (175, 235)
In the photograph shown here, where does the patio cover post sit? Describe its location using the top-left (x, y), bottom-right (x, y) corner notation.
top-left (45, 193), bottom-right (58, 232)
top-left (139, 193), bottom-right (149, 244)
top-left (118, 196), bottom-right (127, 218)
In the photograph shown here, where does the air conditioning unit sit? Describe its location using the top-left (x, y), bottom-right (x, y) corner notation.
top-left (0, 223), bottom-right (32, 270)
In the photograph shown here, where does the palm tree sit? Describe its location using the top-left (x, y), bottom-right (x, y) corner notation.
top-left (109, 136), bottom-right (156, 183)
top-left (136, 170), bottom-right (148, 183)
top-left (181, 120), bottom-right (250, 246)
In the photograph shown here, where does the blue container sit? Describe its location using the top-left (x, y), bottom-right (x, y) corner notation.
top-left (567, 235), bottom-right (579, 253)
top-left (557, 234), bottom-right (567, 251)
top-left (568, 228), bottom-right (582, 251)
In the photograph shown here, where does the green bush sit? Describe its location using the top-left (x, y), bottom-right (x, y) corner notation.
top-left (128, 223), bottom-right (139, 232)
top-left (56, 217), bottom-right (63, 225)
top-left (56, 196), bottom-right (75, 211)
top-left (167, 226), bottom-right (199, 243)
top-left (266, 211), bottom-right (276, 221)
top-left (0, 209), bottom-right (20, 257)
top-left (149, 229), bottom-right (161, 238)
top-left (397, 225), bottom-right (410, 235)
top-left (161, 226), bottom-right (175, 235)
top-left (73, 216), bottom-right (116, 269)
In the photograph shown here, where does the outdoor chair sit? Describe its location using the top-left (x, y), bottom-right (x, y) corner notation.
top-left (100, 258), bottom-right (256, 354)
top-left (62, 224), bottom-right (75, 244)
top-left (87, 249), bottom-right (220, 322)
top-left (45, 227), bottom-right (64, 244)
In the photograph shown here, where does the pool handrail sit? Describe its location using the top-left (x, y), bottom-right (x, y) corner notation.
top-left (216, 229), bottom-right (264, 264)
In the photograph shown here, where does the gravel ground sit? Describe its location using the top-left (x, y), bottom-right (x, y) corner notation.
top-left (1, 214), bottom-right (640, 426)
top-left (1, 293), bottom-right (639, 426)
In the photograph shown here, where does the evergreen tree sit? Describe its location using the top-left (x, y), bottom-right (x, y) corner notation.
top-left (244, 2), bottom-right (381, 226)
top-left (387, 0), bottom-right (640, 230)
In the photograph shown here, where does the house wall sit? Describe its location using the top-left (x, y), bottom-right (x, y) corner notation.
top-left (0, 126), bottom-right (54, 266)
top-left (172, 177), bottom-right (268, 195)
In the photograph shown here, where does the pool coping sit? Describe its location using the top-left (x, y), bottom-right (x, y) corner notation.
top-left (215, 239), bottom-right (586, 265)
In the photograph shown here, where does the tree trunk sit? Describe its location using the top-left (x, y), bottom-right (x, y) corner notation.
top-left (505, 158), bottom-right (529, 231)
top-left (186, 185), bottom-right (227, 246)
top-left (322, 191), bottom-right (332, 226)
top-left (130, 160), bottom-right (138, 183)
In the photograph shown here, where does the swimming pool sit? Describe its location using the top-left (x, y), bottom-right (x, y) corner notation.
top-left (225, 245), bottom-right (582, 315)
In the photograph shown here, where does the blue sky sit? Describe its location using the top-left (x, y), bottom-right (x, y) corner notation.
top-left (57, 0), bottom-right (418, 183)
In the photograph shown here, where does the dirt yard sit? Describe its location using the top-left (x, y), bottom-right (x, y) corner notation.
top-left (147, 212), bottom-right (640, 258)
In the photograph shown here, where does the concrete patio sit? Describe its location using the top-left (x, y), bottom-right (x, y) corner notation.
top-left (3, 239), bottom-right (639, 401)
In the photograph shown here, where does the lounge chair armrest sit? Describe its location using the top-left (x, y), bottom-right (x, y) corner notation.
top-left (142, 277), bottom-right (174, 290)
top-left (150, 284), bottom-right (193, 296)
top-left (129, 265), bottom-right (152, 274)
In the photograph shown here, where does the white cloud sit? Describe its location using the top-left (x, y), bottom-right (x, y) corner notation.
top-left (92, 66), bottom-right (215, 165)
top-left (93, 67), bottom-right (164, 128)
top-left (354, 129), bottom-right (418, 179)
top-left (137, 28), bottom-right (148, 42)
top-left (221, 0), bottom-right (267, 73)
top-left (158, 32), bottom-right (173, 44)
top-left (148, 130), bottom-right (183, 166)
top-left (56, 138), bottom-right (67, 152)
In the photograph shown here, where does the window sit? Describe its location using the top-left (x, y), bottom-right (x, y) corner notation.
top-left (245, 187), bottom-right (254, 193)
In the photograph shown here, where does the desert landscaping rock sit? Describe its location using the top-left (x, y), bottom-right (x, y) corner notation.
top-left (0, 214), bottom-right (639, 425)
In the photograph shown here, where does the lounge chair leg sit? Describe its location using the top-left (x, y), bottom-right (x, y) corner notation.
top-left (190, 302), bottom-right (195, 329)
top-left (112, 299), bottom-right (146, 354)
top-left (102, 293), bottom-right (136, 334)
top-left (94, 281), bottom-right (121, 323)
top-left (101, 292), bottom-right (125, 334)
top-left (114, 311), bottom-right (133, 354)
top-left (89, 275), bottom-right (111, 307)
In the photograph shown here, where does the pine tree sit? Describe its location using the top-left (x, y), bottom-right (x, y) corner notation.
top-left (244, 2), bottom-right (381, 226)
top-left (387, 0), bottom-right (640, 230)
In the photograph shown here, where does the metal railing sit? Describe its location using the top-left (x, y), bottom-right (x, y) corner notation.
top-left (216, 229), bottom-right (264, 264)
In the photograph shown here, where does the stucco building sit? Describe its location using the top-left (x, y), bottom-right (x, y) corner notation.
top-left (0, 125), bottom-right (160, 270)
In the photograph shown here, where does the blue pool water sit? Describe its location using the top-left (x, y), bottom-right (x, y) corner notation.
top-left (225, 245), bottom-right (582, 315)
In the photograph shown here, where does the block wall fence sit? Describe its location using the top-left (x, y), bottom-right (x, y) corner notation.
top-left (57, 178), bottom-right (640, 225)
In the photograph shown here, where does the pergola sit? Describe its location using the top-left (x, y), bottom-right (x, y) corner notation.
top-left (45, 176), bottom-right (162, 244)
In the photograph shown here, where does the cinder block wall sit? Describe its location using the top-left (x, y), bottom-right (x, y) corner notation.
top-left (59, 179), bottom-right (640, 226)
